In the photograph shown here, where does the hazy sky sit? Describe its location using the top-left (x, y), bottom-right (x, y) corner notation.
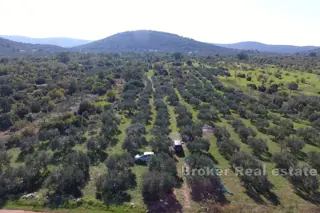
top-left (1, 0), bottom-right (319, 45)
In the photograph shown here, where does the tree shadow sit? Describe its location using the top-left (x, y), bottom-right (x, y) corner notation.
top-left (190, 180), bottom-right (229, 205)
top-left (204, 152), bottom-right (219, 165)
top-left (175, 149), bottom-right (185, 158)
top-left (294, 151), bottom-right (307, 161)
top-left (46, 195), bottom-right (68, 209)
top-left (0, 198), bottom-right (7, 208)
top-left (244, 186), bottom-right (265, 205)
top-left (255, 151), bottom-right (272, 162)
top-left (104, 192), bottom-right (132, 206)
top-left (134, 160), bottom-right (148, 166)
top-left (265, 190), bottom-right (281, 206)
top-left (16, 151), bottom-right (34, 162)
top-left (46, 194), bottom-right (89, 209)
top-left (244, 184), bottom-right (281, 206)
top-left (145, 193), bottom-right (183, 213)
top-left (293, 188), bottom-right (320, 205)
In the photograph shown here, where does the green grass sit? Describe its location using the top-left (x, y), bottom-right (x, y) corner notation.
top-left (126, 164), bottom-right (147, 206)
top-left (3, 199), bottom-right (145, 213)
top-left (82, 163), bottom-right (107, 199)
top-left (186, 63), bottom-right (320, 210)
top-left (165, 95), bottom-right (202, 212)
top-left (125, 71), bottom-right (157, 207)
top-left (4, 62), bottom-right (320, 213)
top-left (207, 134), bottom-right (253, 203)
top-left (168, 104), bottom-right (179, 135)
top-left (145, 70), bottom-right (156, 142)
top-left (174, 88), bottom-right (198, 120)
top-left (93, 100), bottom-right (109, 108)
top-left (107, 114), bottom-right (131, 155)
top-left (219, 67), bottom-right (320, 97)
top-left (231, 114), bottom-right (316, 206)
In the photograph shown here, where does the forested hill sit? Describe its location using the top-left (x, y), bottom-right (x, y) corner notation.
top-left (72, 30), bottom-right (236, 54)
top-left (215, 41), bottom-right (319, 54)
top-left (0, 37), bottom-right (65, 55)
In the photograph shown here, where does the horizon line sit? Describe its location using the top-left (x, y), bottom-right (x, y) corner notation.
top-left (1, 30), bottom-right (319, 47)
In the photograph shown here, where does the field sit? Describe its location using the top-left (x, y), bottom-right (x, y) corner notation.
top-left (1, 54), bottom-right (320, 213)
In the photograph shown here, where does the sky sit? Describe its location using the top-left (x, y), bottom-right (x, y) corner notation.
top-left (0, 0), bottom-right (319, 46)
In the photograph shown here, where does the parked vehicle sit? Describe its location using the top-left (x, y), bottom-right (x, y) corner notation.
top-left (173, 140), bottom-right (183, 153)
top-left (134, 152), bottom-right (154, 162)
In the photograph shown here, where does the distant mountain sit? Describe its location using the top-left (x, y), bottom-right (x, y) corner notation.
top-left (73, 30), bottom-right (235, 54)
top-left (215, 41), bottom-right (319, 54)
top-left (0, 37), bottom-right (65, 55)
top-left (0, 35), bottom-right (91, 48)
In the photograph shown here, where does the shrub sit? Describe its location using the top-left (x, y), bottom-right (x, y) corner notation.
top-left (31, 102), bottom-right (41, 113)
top-left (288, 164), bottom-right (319, 194)
top-left (247, 83), bottom-right (257, 90)
top-left (284, 136), bottom-right (305, 154)
top-left (257, 85), bottom-right (266, 92)
top-left (237, 73), bottom-right (246, 78)
top-left (187, 138), bottom-right (210, 153)
top-left (216, 139), bottom-right (240, 159)
top-left (15, 104), bottom-right (30, 118)
top-left (247, 137), bottom-right (269, 156)
top-left (272, 152), bottom-right (297, 172)
top-left (48, 88), bottom-right (65, 100)
top-left (237, 52), bottom-right (249, 60)
top-left (78, 100), bottom-right (96, 115)
top-left (230, 152), bottom-right (273, 193)
top-left (142, 171), bottom-right (176, 201)
top-left (288, 82), bottom-right (299, 91)
top-left (35, 78), bottom-right (46, 85)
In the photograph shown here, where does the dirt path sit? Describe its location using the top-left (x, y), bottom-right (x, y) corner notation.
top-left (0, 210), bottom-right (43, 213)
top-left (183, 183), bottom-right (191, 208)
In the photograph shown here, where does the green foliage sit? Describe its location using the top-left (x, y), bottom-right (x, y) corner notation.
top-left (216, 138), bottom-right (240, 160)
top-left (1, 52), bottom-right (320, 211)
top-left (247, 137), bottom-right (269, 156)
top-left (56, 52), bottom-right (71, 63)
top-left (187, 138), bottom-right (210, 153)
top-left (272, 152), bottom-right (298, 172)
top-left (96, 153), bottom-right (136, 203)
top-left (197, 104), bottom-right (219, 126)
top-left (78, 100), bottom-right (96, 115)
top-left (284, 135), bottom-right (305, 154)
top-left (46, 151), bottom-right (90, 197)
top-left (307, 151), bottom-right (320, 171)
top-left (230, 152), bottom-right (273, 193)
top-left (288, 82), bottom-right (299, 91)
top-left (172, 52), bottom-right (184, 61)
top-left (0, 150), bottom-right (11, 172)
top-left (150, 136), bottom-right (171, 154)
top-left (142, 171), bottom-right (176, 201)
top-left (237, 52), bottom-right (249, 60)
top-left (0, 113), bottom-right (17, 131)
top-left (288, 164), bottom-right (319, 194)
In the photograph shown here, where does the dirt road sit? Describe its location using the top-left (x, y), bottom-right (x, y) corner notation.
top-left (0, 210), bottom-right (43, 213)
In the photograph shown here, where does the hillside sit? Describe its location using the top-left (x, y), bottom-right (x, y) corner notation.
top-left (307, 48), bottom-right (320, 55)
top-left (1, 35), bottom-right (92, 48)
top-left (73, 30), bottom-right (236, 54)
top-left (0, 37), bottom-right (65, 55)
top-left (216, 41), bottom-right (319, 54)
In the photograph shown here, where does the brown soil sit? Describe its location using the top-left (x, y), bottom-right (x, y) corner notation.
top-left (0, 211), bottom-right (44, 213)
